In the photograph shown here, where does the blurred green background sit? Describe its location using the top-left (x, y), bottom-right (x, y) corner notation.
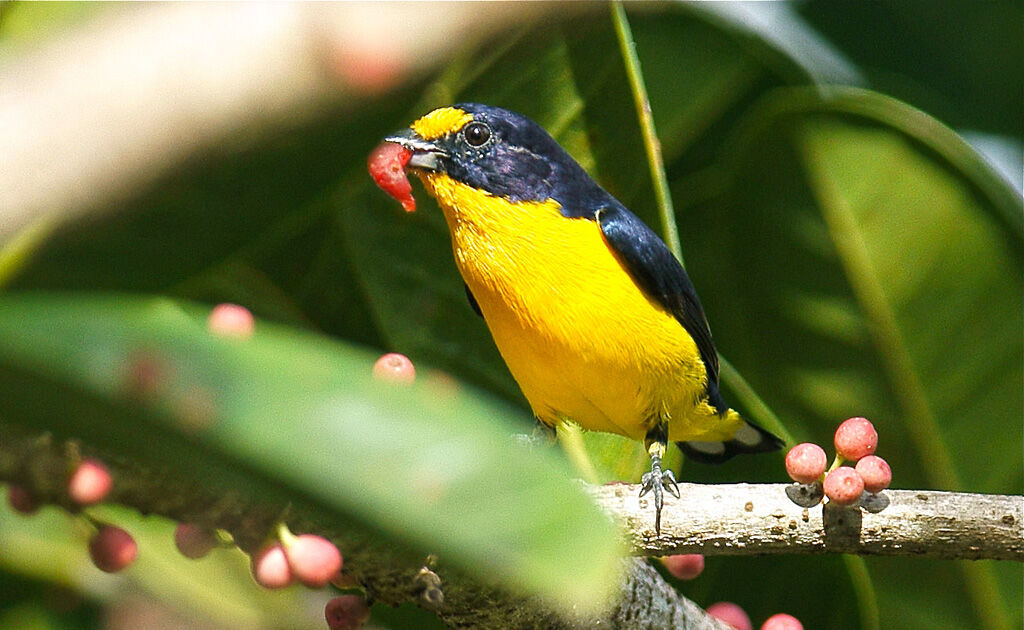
top-left (0, 1), bottom-right (1021, 629)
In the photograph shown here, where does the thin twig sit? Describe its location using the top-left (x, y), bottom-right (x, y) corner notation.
top-left (610, 2), bottom-right (682, 262)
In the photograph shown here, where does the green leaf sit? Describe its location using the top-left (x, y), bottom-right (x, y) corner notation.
top-left (0, 1), bottom-right (107, 54)
top-left (684, 2), bottom-right (861, 85)
top-left (0, 502), bottom-right (323, 628)
top-left (6, 93), bottom-right (428, 351)
top-left (675, 86), bottom-right (1022, 630)
top-left (0, 293), bottom-right (623, 615)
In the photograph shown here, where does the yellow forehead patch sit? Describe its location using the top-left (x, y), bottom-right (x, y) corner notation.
top-left (411, 107), bottom-right (474, 141)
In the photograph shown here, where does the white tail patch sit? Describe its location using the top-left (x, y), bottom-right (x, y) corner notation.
top-left (734, 422), bottom-right (763, 447)
top-left (686, 441), bottom-right (727, 455)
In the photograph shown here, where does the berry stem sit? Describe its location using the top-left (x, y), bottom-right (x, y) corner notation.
top-left (276, 521), bottom-right (296, 547)
top-left (827, 454), bottom-right (846, 473)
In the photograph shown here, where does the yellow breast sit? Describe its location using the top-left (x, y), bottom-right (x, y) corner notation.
top-left (420, 172), bottom-right (730, 442)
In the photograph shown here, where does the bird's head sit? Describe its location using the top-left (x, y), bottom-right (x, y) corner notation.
top-left (386, 104), bottom-right (607, 212)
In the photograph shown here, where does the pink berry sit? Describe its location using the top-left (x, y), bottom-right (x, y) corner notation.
top-left (208, 303), bottom-right (255, 339)
top-left (251, 543), bottom-right (293, 589)
top-left (761, 613), bottom-right (803, 630)
top-left (834, 417), bottom-right (877, 461)
top-left (7, 485), bottom-right (40, 515)
top-left (823, 467), bottom-right (865, 505)
top-left (855, 455), bottom-right (892, 494)
top-left (372, 353), bottom-right (416, 384)
top-left (174, 523), bottom-right (218, 560)
top-left (68, 459), bottom-right (112, 506)
top-left (662, 554), bottom-right (705, 580)
top-left (784, 443), bottom-right (827, 484)
top-left (325, 594), bottom-right (370, 630)
top-left (706, 601), bottom-right (752, 630)
top-left (89, 525), bottom-right (138, 573)
top-left (284, 534), bottom-right (343, 588)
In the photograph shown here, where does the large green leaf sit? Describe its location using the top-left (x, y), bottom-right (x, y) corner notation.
top-left (0, 501), bottom-right (327, 629)
top-left (673, 86), bottom-right (1022, 630)
top-left (0, 294), bottom-right (623, 615)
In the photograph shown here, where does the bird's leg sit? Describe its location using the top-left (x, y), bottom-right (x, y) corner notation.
top-left (513, 419), bottom-right (557, 449)
top-left (532, 419), bottom-right (558, 444)
top-left (639, 435), bottom-right (679, 534)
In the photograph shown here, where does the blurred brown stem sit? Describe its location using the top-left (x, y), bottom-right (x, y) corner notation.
top-left (0, 2), bottom-right (562, 240)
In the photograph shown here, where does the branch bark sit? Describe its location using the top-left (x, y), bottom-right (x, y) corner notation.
top-left (0, 429), bottom-right (727, 629)
top-left (590, 481), bottom-right (1023, 561)
top-left (2, 431), bottom-right (1021, 629)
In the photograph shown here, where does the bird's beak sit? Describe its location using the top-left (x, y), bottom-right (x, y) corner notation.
top-left (385, 128), bottom-right (446, 172)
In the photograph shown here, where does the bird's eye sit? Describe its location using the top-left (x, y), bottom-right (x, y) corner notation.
top-left (463, 122), bottom-right (491, 147)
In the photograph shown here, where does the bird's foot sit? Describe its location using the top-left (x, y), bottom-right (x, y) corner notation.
top-left (639, 450), bottom-right (679, 534)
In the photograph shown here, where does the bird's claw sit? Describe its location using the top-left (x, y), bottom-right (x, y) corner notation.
top-left (639, 453), bottom-right (678, 534)
top-left (662, 468), bottom-right (680, 498)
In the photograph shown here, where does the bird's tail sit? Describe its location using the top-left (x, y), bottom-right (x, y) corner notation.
top-left (677, 410), bottom-right (783, 464)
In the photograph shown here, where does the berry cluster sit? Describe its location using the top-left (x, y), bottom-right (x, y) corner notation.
top-left (660, 416), bottom-right (890, 627)
top-left (249, 524), bottom-right (344, 590)
top-left (6, 455), bottom-right (140, 573)
top-left (4, 326), bottom-right (422, 629)
top-left (177, 517), bottom-right (358, 628)
top-left (785, 417), bottom-right (892, 505)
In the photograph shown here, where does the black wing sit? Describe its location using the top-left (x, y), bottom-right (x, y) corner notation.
top-left (595, 204), bottom-right (720, 384)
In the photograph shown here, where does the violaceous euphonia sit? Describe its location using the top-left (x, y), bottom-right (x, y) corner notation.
top-left (375, 104), bottom-right (782, 532)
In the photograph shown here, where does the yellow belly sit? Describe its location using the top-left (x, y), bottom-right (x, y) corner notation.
top-left (421, 173), bottom-right (739, 443)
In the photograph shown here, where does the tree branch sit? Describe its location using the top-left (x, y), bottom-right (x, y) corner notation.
top-left (2, 430), bottom-right (1020, 630)
top-left (590, 481), bottom-right (1023, 561)
top-left (0, 429), bottom-right (727, 629)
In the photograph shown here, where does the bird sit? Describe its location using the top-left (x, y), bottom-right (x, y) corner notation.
top-left (379, 103), bottom-right (782, 533)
